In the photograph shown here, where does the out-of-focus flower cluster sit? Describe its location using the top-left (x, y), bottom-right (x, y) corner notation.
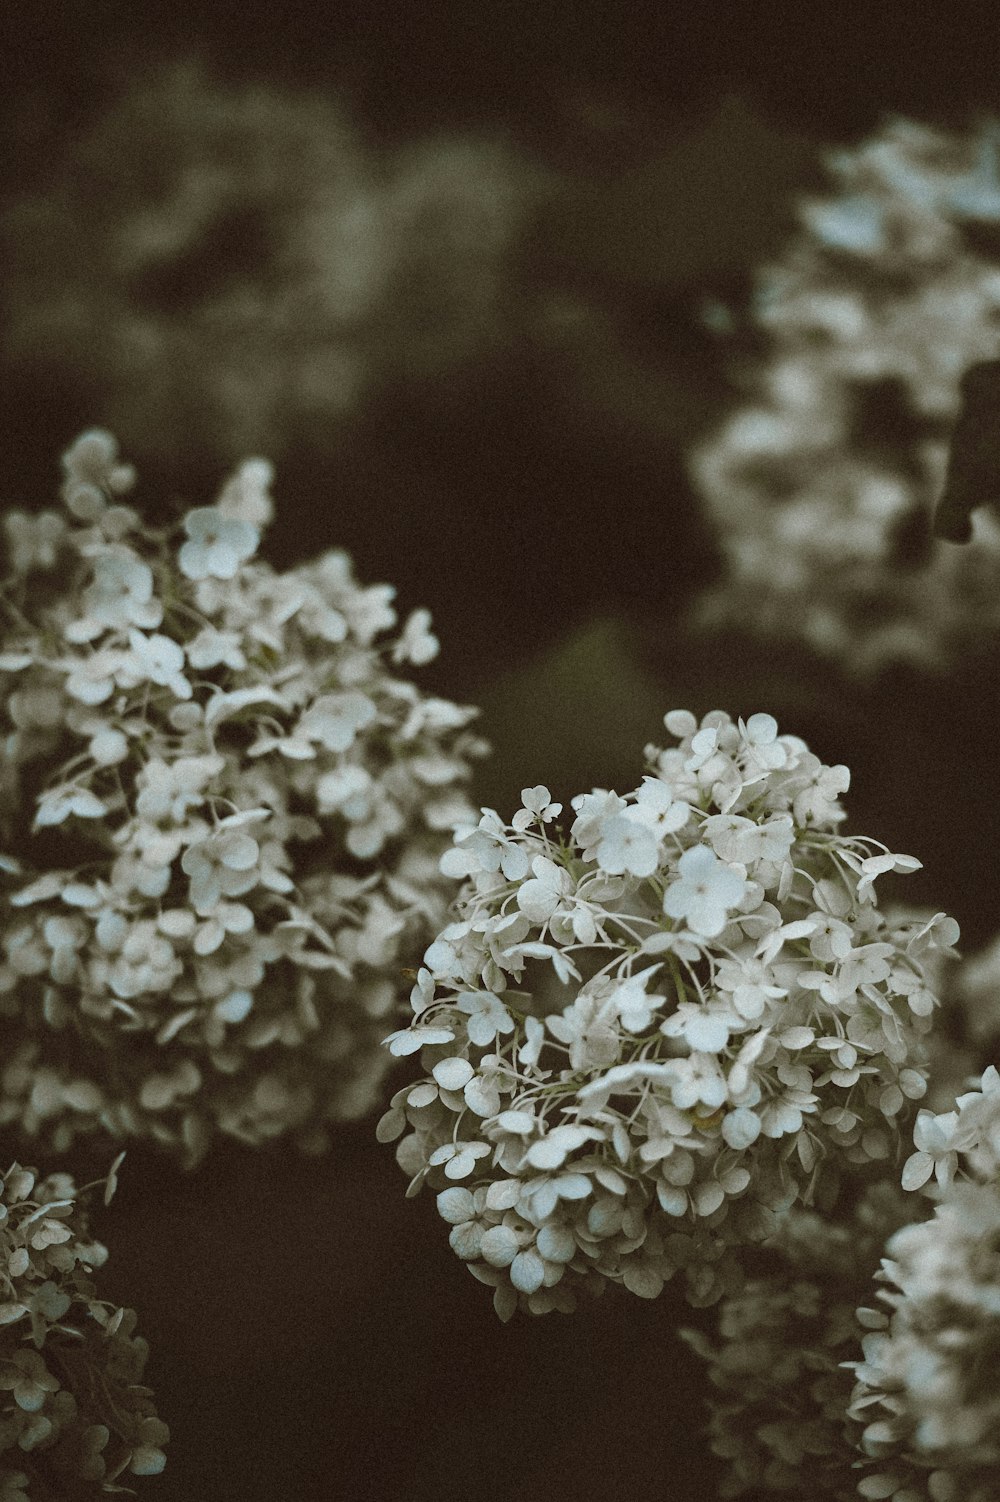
top-left (685, 1058), bottom-right (1000, 1500)
top-left (1, 60), bottom-right (535, 461)
top-left (379, 708), bottom-right (957, 1317)
top-left (0, 1155), bottom-right (168, 1497)
top-left (691, 117), bottom-right (1000, 673)
top-left (681, 1182), bottom-right (915, 1500)
top-left (0, 430), bottom-right (485, 1165)
top-left (835, 1063), bottom-right (1000, 1500)
top-left (842, 1177), bottom-right (1000, 1502)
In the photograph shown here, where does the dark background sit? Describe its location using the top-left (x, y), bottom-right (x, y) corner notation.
top-left (3, 4), bottom-right (1000, 1499)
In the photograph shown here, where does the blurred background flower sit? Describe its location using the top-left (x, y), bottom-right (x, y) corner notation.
top-left (691, 116), bottom-right (1000, 675)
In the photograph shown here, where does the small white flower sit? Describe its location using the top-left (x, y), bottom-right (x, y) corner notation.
top-left (428, 1140), bottom-right (492, 1180)
top-left (628, 777), bottom-right (690, 837)
top-left (611, 971), bottom-right (662, 1033)
top-left (178, 506), bottom-right (259, 580)
top-left (456, 991), bottom-right (515, 1047)
top-left (392, 608), bottom-right (439, 666)
top-left (660, 1001), bottom-right (733, 1054)
top-left (82, 551), bottom-right (162, 632)
top-left (901, 1109), bottom-right (962, 1192)
top-left (856, 850), bottom-right (923, 902)
top-left (181, 829), bottom-right (261, 914)
top-left (121, 630), bottom-right (191, 699)
top-left (738, 713), bottom-right (788, 773)
top-left (792, 759), bottom-right (851, 826)
top-left (663, 844), bottom-right (748, 937)
top-left (720, 1107), bottom-right (762, 1149)
top-left (511, 785), bottom-right (563, 830)
top-left (440, 811), bottom-right (530, 881)
top-left (569, 789), bottom-right (628, 860)
top-left (186, 627), bottom-right (247, 671)
top-left (516, 855), bottom-right (572, 924)
top-left (87, 726), bottom-right (129, 765)
top-left (34, 785), bottom-right (108, 828)
top-left (3, 510), bottom-right (66, 573)
top-left (135, 754), bottom-right (224, 823)
top-left (383, 1025), bottom-right (457, 1057)
top-left (215, 458), bottom-right (274, 527)
top-left (595, 813), bottom-right (659, 878)
top-left (62, 647), bottom-right (125, 705)
top-left (315, 765), bottom-right (373, 818)
top-left (297, 691), bottom-right (377, 753)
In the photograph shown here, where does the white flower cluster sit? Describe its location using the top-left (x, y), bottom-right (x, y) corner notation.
top-left (681, 1183), bottom-right (915, 1501)
top-left (686, 1063), bottom-right (1000, 1500)
top-left (0, 431), bottom-right (485, 1164)
top-left (833, 1063), bottom-right (1000, 1497)
top-left (843, 1180), bottom-right (1000, 1502)
top-left (0, 1156), bottom-right (168, 1497)
top-left (379, 709), bottom-right (957, 1317)
top-left (899, 1061), bottom-right (1000, 1196)
top-left (691, 117), bottom-right (1000, 673)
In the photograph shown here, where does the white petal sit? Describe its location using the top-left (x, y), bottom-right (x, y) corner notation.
top-left (432, 1057), bottom-right (475, 1092)
top-left (480, 1225), bottom-right (520, 1268)
top-left (900, 1151), bottom-right (934, 1191)
top-left (509, 1248), bottom-right (545, 1294)
top-left (536, 1224), bottom-right (576, 1264)
top-left (526, 1137), bottom-right (568, 1171)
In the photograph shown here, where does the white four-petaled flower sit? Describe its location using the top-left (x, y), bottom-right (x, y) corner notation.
top-left (178, 506), bottom-right (260, 580)
top-left (663, 844), bottom-right (748, 937)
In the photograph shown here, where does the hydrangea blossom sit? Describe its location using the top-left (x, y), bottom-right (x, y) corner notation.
top-left (0, 431), bottom-right (485, 1164)
top-left (681, 1183), bottom-right (917, 1500)
top-left (379, 709), bottom-right (957, 1317)
top-left (685, 1056), bottom-right (1000, 1500)
top-left (836, 1066), bottom-right (1000, 1500)
top-left (691, 117), bottom-right (1000, 673)
top-left (842, 1181), bottom-right (1000, 1502)
top-left (684, 1181), bottom-right (999, 1502)
top-left (0, 1156), bottom-right (168, 1496)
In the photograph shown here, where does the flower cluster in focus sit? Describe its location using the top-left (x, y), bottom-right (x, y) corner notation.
top-left (0, 1156), bottom-right (168, 1498)
top-left (0, 431), bottom-right (485, 1164)
top-left (379, 709), bottom-right (957, 1316)
top-left (691, 117), bottom-right (1000, 673)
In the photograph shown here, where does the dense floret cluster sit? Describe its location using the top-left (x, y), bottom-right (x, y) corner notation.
top-left (0, 431), bottom-right (485, 1164)
top-left (379, 709), bottom-right (957, 1316)
top-left (0, 1156), bottom-right (167, 1498)
top-left (691, 117), bottom-right (1000, 672)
